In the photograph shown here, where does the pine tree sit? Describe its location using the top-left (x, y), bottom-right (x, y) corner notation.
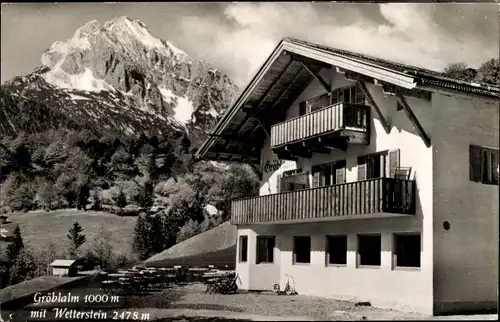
top-left (148, 214), bottom-right (168, 255)
top-left (132, 214), bottom-right (150, 260)
top-left (77, 183), bottom-right (90, 211)
top-left (115, 189), bottom-right (127, 210)
top-left (67, 221), bottom-right (86, 259)
top-left (6, 225), bottom-right (24, 267)
top-left (138, 180), bottom-right (154, 209)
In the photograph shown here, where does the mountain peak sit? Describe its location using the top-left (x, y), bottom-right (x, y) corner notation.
top-left (74, 20), bottom-right (101, 39)
top-left (102, 16), bottom-right (170, 53)
top-left (2, 17), bottom-right (238, 139)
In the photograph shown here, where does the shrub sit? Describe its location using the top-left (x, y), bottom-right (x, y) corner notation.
top-left (9, 246), bottom-right (37, 285)
top-left (176, 219), bottom-right (201, 243)
top-left (91, 225), bottom-right (113, 269)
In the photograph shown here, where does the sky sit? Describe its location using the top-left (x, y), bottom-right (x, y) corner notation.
top-left (1, 2), bottom-right (499, 88)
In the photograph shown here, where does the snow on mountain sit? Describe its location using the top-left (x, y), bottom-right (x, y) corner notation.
top-left (1, 16), bottom-right (238, 139)
top-left (44, 67), bottom-right (116, 92)
top-left (174, 97), bottom-right (194, 124)
top-left (159, 87), bottom-right (176, 104)
top-left (68, 93), bottom-right (90, 100)
top-left (159, 86), bottom-right (194, 124)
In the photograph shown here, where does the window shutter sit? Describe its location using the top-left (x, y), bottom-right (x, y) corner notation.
top-left (278, 173), bottom-right (284, 193)
top-left (312, 171), bottom-right (320, 188)
top-left (388, 149), bottom-right (400, 179)
top-left (299, 101), bottom-right (306, 116)
top-left (335, 166), bottom-right (346, 184)
top-left (491, 150), bottom-right (499, 183)
top-left (469, 145), bottom-right (482, 182)
top-left (358, 157), bottom-right (367, 181)
top-left (355, 83), bottom-right (365, 104)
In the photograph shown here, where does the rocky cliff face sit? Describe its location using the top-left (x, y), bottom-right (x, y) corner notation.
top-left (0, 16), bottom-right (238, 139)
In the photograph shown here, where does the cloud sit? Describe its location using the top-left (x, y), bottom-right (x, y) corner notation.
top-left (1, 3), bottom-right (497, 88)
top-left (178, 3), bottom-right (498, 88)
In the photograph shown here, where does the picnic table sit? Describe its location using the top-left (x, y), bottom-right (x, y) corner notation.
top-left (108, 273), bottom-right (127, 279)
top-left (203, 272), bottom-right (240, 294)
top-left (100, 280), bottom-right (119, 294)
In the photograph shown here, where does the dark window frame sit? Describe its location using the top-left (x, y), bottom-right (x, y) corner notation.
top-left (256, 236), bottom-right (275, 264)
top-left (298, 93), bottom-right (331, 115)
top-left (293, 236), bottom-right (311, 264)
top-left (331, 84), bottom-right (365, 105)
top-left (239, 235), bottom-right (248, 263)
top-left (357, 234), bottom-right (381, 267)
top-left (298, 84), bottom-right (365, 117)
top-left (393, 233), bottom-right (421, 269)
top-left (312, 160), bottom-right (347, 188)
top-left (325, 235), bottom-right (348, 266)
top-left (279, 171), bottom-right (309, 192)
top-left (358, 151), bottom-right (389, 180)
top-left (470, 145), bottom-right (499, 185)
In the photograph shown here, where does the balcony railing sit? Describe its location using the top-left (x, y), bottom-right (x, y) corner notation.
top-left (231, 178), bottom-right (415, 225)
top-left (270, 103), bottom-right (370, 148)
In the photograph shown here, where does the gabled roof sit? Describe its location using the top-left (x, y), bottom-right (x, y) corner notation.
top-left (0, 229), bottom-right (9, 239)
top-left (0, 223), bottom-right (15, 238)
top-left (50, 259), bottom-right (77, 267)
top-left (195, 37), bottom-right (499, 162)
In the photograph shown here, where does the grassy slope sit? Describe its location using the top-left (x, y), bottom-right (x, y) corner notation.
top-left (0, 276), bottom-right (81, 303)
top-left (1, 209), bottom-right (137, 257)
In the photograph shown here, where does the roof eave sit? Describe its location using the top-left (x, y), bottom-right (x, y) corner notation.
top-left (416, 83), bottom-right (500, 100)
top-left (195, 40), bottom-right (288, 160)
top-left (281, 41), bottom-right (417, 89)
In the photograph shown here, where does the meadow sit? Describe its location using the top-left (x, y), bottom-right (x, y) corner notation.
top-left (1, 209), bottom-right (137, 257)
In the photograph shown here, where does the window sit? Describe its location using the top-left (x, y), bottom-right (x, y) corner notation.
top-left (394, 234), bottom-right (421, 268)
top-left (256, 236), bottom-right (275, 264)
top-left (357, 234), bottom-right (381, 266)
top-left (326, 235), bottom-right (347, 265)
top-left (470, 145), bottom-right (499, 185)
top-left (299, 93), bottom-right (331, 115)
top-left (331, 84), bottom-right (365, 105)
top-left (312, 160), bottom-right (346, 188)
top-left (283, 169), bottom-right (302, 176)
top-left (279, 170), bottom-right (308, 192)
top-left (239, 236), bottom-right (248, 263)
top-left (293, 236), bottom-right (311, 264)
top-left (358, 152), bottom-right (387, 180)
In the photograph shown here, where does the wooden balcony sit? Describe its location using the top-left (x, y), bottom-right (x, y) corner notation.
top-left (231, 178), bottom-right (416, 225)
top-left (270, 103), bottom-right (370, 160)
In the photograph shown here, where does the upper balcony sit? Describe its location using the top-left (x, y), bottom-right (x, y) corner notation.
top-left (270, 102), bottom-right (370, 160)
top-left (231, 177), bottom-right (416, 225)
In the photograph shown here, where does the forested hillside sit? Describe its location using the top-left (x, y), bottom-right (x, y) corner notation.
top-left (0, 128), bottom-right (259, 285)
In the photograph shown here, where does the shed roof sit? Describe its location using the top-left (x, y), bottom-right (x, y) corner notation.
top-left (49, 260), bottom-right (77, 267)
top-left (144, 221), bottom-right (236, 267)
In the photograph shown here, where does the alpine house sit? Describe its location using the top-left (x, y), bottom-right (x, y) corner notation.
top-left (195, 37), bottom-right (499, 315)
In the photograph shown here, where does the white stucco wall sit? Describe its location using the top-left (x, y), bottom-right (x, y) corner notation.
top-left (240, 220), bottom-right (432, 314)
top-left (431, 90), bottom-right (499, 314)
top-left (259, 140), bottom-right (297, 196)
top-left (52, 267), bottom-right (69, 276)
